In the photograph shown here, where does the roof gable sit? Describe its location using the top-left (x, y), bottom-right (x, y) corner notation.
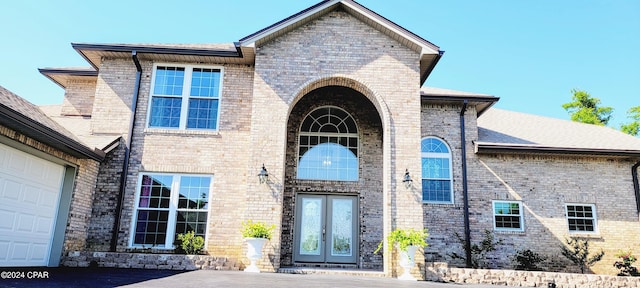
top-left (240, 0), bottom-right (439, 53)
top-left (239, 0), bottom-right (443, 84)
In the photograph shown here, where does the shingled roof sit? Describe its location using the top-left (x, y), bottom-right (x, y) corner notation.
top-left (477, 108), bottom-right (640, 157)
top-left (0, 85), bottom-right (104, 160)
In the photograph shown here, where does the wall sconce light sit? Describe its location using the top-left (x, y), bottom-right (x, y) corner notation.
top-left (258, 164), bottom-right (269, 184)
top-left (402, 169), bottom-right (413, 189)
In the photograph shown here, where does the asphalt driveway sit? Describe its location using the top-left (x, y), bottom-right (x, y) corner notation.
top-left (0, 267), bottom-right (523, 288)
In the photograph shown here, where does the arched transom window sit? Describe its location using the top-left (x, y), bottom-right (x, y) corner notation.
top-left (421, 137), bottom-right (453, 203)
top-left (297, 106), bottom-right (358, 181)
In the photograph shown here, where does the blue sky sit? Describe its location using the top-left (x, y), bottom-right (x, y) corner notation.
top-left (1, 0), bottom-right (638, 129)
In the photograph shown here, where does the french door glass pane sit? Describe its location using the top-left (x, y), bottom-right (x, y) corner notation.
top-left (299, 198), bottom-right (322, 255)
top-left (331, 198), bottom-right (352, 256)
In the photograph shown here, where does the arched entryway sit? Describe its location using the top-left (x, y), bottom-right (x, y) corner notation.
top-left (280, 85), bottom-right (383, 269)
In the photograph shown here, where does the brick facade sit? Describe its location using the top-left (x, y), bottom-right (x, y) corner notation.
top-left (87, 138), bottom-right (126, 251)
top-left (91, 58), bottom-right (137, 140)
top-left (248, 10), bottom-right (424, 274)
top-left (61, 79), bottom-right (96, 116)
top-left (37, 1), bottom-right (640, 280)
top-left (465, 153), bottom-right (640, 275)
top-left (421, 104), bottom-right (476, 265)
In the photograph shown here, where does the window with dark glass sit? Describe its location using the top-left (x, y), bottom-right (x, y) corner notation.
top-left (132, 174), bottom-right (211, 248)
top-left (493, 201), bottom-right (523, 231)
top-left (566, 204), bottom-right (596, 233)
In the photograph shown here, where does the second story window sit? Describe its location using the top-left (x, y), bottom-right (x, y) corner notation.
top-left (297, 106), bottom-right (359, 181)
top-left (148, 65), bottom-right (222, 130)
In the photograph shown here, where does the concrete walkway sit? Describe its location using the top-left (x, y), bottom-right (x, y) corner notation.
top-left (1, 268), bottom-right (523, 288)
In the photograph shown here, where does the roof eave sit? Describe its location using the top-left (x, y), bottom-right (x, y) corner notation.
top-left (475, 143), bottom-right (640, 158)
top-left (421, 51), bottom-right (444, 85)
top-left (71, 43), bottom-right (244, 69)
top-left (421, 94), bottom-right (500, 116)
top-left (38, 68), bottom-right (98, 88)
top-left (0, 103), bottom-right (105, 161)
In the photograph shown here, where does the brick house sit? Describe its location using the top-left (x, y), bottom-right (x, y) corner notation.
top-left (0, 86), bottom-right (107, 267)
top-left (3, 0), bottom-right (639, 277)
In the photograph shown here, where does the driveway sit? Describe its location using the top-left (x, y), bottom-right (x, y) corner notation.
top-left (1, 268), bottom-right (523, 288)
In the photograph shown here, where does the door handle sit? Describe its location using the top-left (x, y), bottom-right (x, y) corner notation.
top-left (322, 226), bottom-right (326, 242)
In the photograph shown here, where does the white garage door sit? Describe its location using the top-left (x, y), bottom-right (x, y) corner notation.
top-left (0, 143), bottom-right (65, 267)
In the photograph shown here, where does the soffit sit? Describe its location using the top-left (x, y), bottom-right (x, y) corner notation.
top-left (38, 67), bottom-right (97, 89)
top-left (72, 43), bottom-right (254, 70)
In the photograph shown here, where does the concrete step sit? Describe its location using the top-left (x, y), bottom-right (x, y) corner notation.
top-left (277, 267), bottom-right (386, 278)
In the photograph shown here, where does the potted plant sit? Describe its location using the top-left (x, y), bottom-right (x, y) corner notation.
top-left (241, 220), bottom-right (275, 273)
top-left (375, 228), bottom-right (428, 280)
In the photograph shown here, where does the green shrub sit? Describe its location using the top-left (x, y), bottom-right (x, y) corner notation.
top-left (449, 229), bottom-right (503, 269)
top-left (613, 250), bottom-right (639, 276)
top-left (241, 220), bottom-right (275, 240)
top-left (512, 249), bottom-right (547, 271)
top-left (176, 231), bottom-right (204, 255)
top-left (374, 228), bottom-right (428, 254)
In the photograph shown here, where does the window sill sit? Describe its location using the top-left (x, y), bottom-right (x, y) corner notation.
top-left (422, 202), bottom-right (460, 208)
top-left (144, 128), bottom-right (220, 136)
top-left (494, 230), bottom-right (526, 235)
top-left (125, 246), bottom-right (176, 253)
top-left (567, 232), bottom-right (601, 239)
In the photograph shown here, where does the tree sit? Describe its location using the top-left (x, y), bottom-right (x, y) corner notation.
top-left (449, 229), bottom-right (503, 269)
top-left (560, 237), bottom-right (604, 274)
top-left (562, 89), bottom-right (613, 126)
top-left (620, 106), bottom-right (640, 136)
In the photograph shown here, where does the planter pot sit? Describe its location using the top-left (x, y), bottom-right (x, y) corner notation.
top-left (244, 238), bottom-right (268, 273)
top-left (397, 245), bottom-right (419, 281)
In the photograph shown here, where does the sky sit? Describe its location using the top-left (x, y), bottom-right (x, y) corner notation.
top-left (1, 0), bottom-right (638, 130)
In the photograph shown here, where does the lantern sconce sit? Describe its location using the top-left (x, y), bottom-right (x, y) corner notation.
top-left (258, 164), bottom-right (269, 184)
top-left (402, 169), bottom-right (413, 189)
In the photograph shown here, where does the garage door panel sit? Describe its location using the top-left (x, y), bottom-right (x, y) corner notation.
top-left (0, 143), bottom-right (64, 267)
top-left (38, 187), bottom-right (59, 209)
top-left (0, 240), bottom-right (8, 260)
top-left (23, 185), bottom-right (40, 204)
top-left (7, 153), bottom-right (27, 176)
top-left (30, 244), bottom-right (48, 261)
top-left (11, 242), bottom-right (29, 261)
top-left (0, 209), bottom-right (15, 230)
top-left (2, 179), bottom-right (22, 201)
top-left (36, 217), bottom-right (53, 234)
top-left (16, 214), bottom-right (36, 232)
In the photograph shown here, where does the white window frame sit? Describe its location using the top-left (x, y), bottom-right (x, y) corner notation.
top-left (296, 106), bottom-right (360, 181)
top-left (129, 173), bottom-right (213, 249)
top-left (421, 137), bottom-right (454, 204)
top-left (146, 63), bottom-right (224, 130)
top-left (492, 200), bottom-right (524, 232)
top-left (565, 203), bottom-right (598, 234)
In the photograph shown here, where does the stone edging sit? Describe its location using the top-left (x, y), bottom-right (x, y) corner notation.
top-left (426, 262), bottom-right (640, 288)
top-left (62, 251), bottom-right (239, 270)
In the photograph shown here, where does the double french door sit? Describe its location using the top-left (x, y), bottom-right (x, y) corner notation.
top-left (293, 194), bottom-right (358, 264)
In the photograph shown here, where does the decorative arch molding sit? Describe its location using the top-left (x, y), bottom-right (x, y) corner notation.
top-left (288, 75), bottom-right (390, 130)
top-left (283, 74), bottom-right (394, 273)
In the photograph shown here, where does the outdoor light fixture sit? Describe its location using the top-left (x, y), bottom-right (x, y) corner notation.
top-left (402, 169), bottom-right (413, 189)
top-left (258, 164), bottom-right (269, 184)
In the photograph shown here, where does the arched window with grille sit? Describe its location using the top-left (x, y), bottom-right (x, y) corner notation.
top-left (421, 137), bottom-right (453, 203)
top-left (297, 106), bottom-right (358, 181)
